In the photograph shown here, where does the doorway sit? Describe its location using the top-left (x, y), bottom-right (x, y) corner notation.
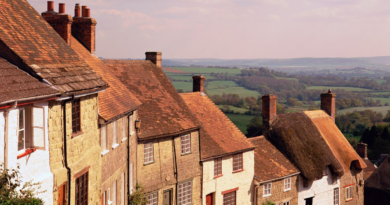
top-left (206, 193), bottom-right (214, 205)
top-left (305, 197), bottom-right (313, 205)
top-left (163, 189), bottom-right (172, 205)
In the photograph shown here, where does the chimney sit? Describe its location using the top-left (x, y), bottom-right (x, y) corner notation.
top-left (42, 2), bottom-right (73, 45)
top-left (357, 142), bottom-right (368, 159)
top-left (192, 75), bottom-right (206, 92)
top-left (262, 94), bottom-right (277, 128)
top-left (72, 4), bottom-right (97, 53)
top-left (321, 89), bottom-right (336, 122)
top-left (145, 52), bottom-right (162, 68)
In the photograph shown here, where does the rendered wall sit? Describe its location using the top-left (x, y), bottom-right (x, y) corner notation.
top-left (202, 150), bottom-right (254, 205)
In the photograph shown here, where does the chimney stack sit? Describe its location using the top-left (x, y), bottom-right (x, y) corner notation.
top-left (357, 142), bottom-right (368, 159)
top-left (321, 89), bottom-right (336, 122)
top-left (192, 75), bottom-right (206, 93)
top-left (145, 52), bottom-right (162, 68)
top-left (262, 95), bottom-right (277, 129)
top-left (42, 1), bottom-right (73, 45)
top-left (72, 4), bottom-right (97, 53)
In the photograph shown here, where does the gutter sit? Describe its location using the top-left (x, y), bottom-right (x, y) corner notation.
top-left (256, 172), bottom-right (301, 185)
top-left (201, 147), bottom-right (256, 162)
top-left (137, 126), bottom-right (201, 141)
top-left (56, 88), bottom-right (106, 101)
top-left (0, 94), bottom-right (60, 109)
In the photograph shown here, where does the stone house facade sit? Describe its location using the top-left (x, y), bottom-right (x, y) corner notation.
top-left (256, 175), bottom-right (299, 205)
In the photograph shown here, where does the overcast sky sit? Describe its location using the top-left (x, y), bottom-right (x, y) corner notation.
top-left (29, 0), bottom-right (390, 59)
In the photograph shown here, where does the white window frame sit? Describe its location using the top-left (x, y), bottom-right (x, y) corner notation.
top-left (214, 157), bottom-right (222, 177)
top-left (18, 106), bottom-right (46, 154)
top-left (121, 117), bottom-right (127, 142)
top-left (144, 142), bottom-right (154, 164)
top-left (112, 120), bottom-right (119, 149)
top-left (101, 124), bottom-right (109, 155)
top-left (129, 114), bottom-right (135, 135)
top-left (232, 153), bottom-right (243, 172)
top-left (334, 188), bottom-right (339, 205)
top-left (263, 183), bottom-right (272, 197)
top-left (223, 191), bottom-right (236, 205)
top-left (18, 108), bottom-right (26, 152)
top-left (181, 134), bottom-right (191, 155)
top-left (284, 177), bottom-right (291, 191)
top-left (283, 201), bottom-right (290, 205)
top-left (346, 186), bottom-right (353, 201)
top-left (146, 192), bottom-right (158, 205)
top-left (178, 181), bottom-right (192, 205)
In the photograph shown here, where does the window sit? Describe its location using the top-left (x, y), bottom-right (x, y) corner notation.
top-left (263, 183), bottom-right (272, 197)
top-left (303, 179), bottom-right (309, 188)
top-left (75, 171), bottom-right (88, 205)
top-left (101, 125), bottom-right (107, 153)
top-left (72, 99), bottom-right (81, 133)
top-left (113, 121), bottom-right (118, 146)
top-left (323, 167), bottom-right (328, 176)
top-left (144, 143), bottom-right (154, 164)
top-left (129, 114), bottom-right (135, 135)
top-left (233, 153), bottom-right (243, 172)
top-left (214, 158), bottom-right (222, 177)
top-left (181, 134), bottom-right (191, 154)
top-left (223, 191), bottom-right (236, 205)
top-left (345, 186), bottom-right (353, 201)
top-left (107, 188), bottom-right (111, 204)
top-left (284, 177), bottom-right (291, 191)
top-left (112, 181), bottom-right (117, 205)
top-left (121, 173), bottom-right (125, 205)
top-left (283, 201), bottom-right (290, 205)
top-left (122, 117), bottom-right (126, 141)
top-left (18, 107), bottom-right (45, 152)
top-left (146, 192), bottom-right (158, 205)
top-left (334, 188), bottom-right (339, 205)
top-left (178, 181), bottom-right (192, 205)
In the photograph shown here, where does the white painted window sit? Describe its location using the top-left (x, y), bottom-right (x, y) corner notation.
top-left (101, 125), bottom-right (107, 153)
top-left (284, 177), bottom-right (291, 191)
top-left (146, 192), bottom-right (158, 205)
top-left (18, 106), bottom-right (45, 152)
top-left (121, 172), bottom-right (125, 205)
top-left (18, 109), bottom-right (25, 151)
top-left (233, 153), bottom-right (243, 171)
top-left (130, 163), bottom-right (134, 194)
top-left (223, 191), bottom-right (236, 205)
top-left (181, 134), bottom-right (191, 154)
top-left (178, 181), bottom-right (192, 205)
top-left (283, 201), bottom-right (290, 205)
top-left (346, 186), bottom-right (353, 201)
top-left (263, 183), bottom-right (272, 197)
top-left (122, 117), bottom-right (126, 141)
top-left (334, 188), bottom-right (339, 205)
top-left (113, 121), bottom-right (118, 147)
top-left (129, 114), bottom-right (135, 135)
top-left (144, 143), bottom-right (154, 164)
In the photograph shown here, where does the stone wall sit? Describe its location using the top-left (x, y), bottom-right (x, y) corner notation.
top-left (137, 130), bottom-right (201, 205)
top-left (340, 165), bottom-right (364, 205)
top-left (202, 150), bottom-right (255, 205)
top-left (257, 175), bottom-right (298, 205)
top-left (49, 94), bottom-right (101, 205)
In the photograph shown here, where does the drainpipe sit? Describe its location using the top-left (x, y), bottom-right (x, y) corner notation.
top-left (62, 98), bottom-right (72, 205)
top-left (172, 136), bottom-right (178, 205)
top-left (3, 110), bottom-right (8, 169)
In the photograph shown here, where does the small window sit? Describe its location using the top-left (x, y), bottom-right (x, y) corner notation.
top-left (334, 188), bottom-right (339, 205)
top-left (144, 143), bottom-right (154, 164)
top-left (223, 191), bottom-right (236, 205)
top-left (178, 181), bottom-right (192, 205)
top-left (323, 167), bottom-right (328, 176)
top-left (72, 99), bottom-right (81, 134)
top-left (283, 201), bottom-right (290, 205)
top-left (263, 183), bottom-right (272, 197)
top-left (303, 179), bottom-right (309, 188)
top-left (284, 177), bottom-right (291, 191)
top-left (146, 192), bottom-right (158, 205)
top-left (18, 109), bottom-right (25, 151)
top-left (18, 107), bottom-right (45, 152)
top-left (129, 114), bottom-right (135, 135)
top-left (233, 153), bottom-right (243, 172)
top-left (214, 157), bottom-right (222, 177)
top-left (345, 186), bottom-right (353, 201)
top-left (113, 121), bottom-right (118, 146)
top-left (75, 171), bottom-right (88, 205)
top-left (181, 134), bottom-right (191, 154)
top-left (101, 125), bottom-right (107, 153)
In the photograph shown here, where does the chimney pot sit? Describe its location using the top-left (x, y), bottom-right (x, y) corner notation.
top-left (262, 94), bottom-right (277, 129)
top-left (320, 90), bottom-right (336, 122)
top-left (75, 4), bottom-right (81, 17)
top-left (59, 3), bottom-right (65, 14)
top-left (357, 142), bottom-right (368, 159)
top-left (82, 6), bottom-right (88, 17)
top-left (192, 75), bottom-right (206, 92)
top-left (47, 1), bottom-right (54, 11)
top-left (85, 8), bottom-right (91, 18)
top-left (145, 52), bottom-right (162, 68)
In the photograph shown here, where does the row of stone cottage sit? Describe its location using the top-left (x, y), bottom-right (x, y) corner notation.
top-left (0, 1), bottom-right (371, 205)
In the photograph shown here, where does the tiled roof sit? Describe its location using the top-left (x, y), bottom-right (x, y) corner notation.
top-left (0, 58), bottom-right (59, 104)
top-left (266, 110), bottom-right (366, 180)
top-left (103, 60), bottom-right (200, 139)
top-left (0, 0), bottom-right (107, 94)
top-left (70, 37), bottom-right (141, 121)
top-left (180, 92), bottom-right (254, 160)
top-left (365, 155), bottom-right (390, 204)
top-left (362, 158), bottom-right (376, 180)
top-left (249, 136), bottom-right (299, 182)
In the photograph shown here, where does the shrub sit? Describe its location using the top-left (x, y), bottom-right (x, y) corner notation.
top-left (129, 183), bottom-right (147, 205)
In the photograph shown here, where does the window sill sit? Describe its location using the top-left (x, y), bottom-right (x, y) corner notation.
top-left (214, 174), bottom-right (223, 179)
top-left (17, 148), bottom-right (37, 159)
top-left (121, 138), bottom-right (128, 143)
top-left (181, 152), bottom-right (192, 156)
top-left (284, 188), bottom-right (291, 192)
top-left (101, 150), bottom-right (109, 156)
top-left (263, 194), bottom-right (271, 198)
top-left (130, 131), bottom-right (135, 136)
top-left (108, 201), bottom-right (112, 205)
top-left (72, 131), bottom-right (83, 138)
top-left (144, 161), bottom-right (155, 166)
top-left (346, 198), bottom-right (353, 202)
top-left (232, 169), bottom-right (244, 174)
top-left (112, 143), bottom-right (119, 149)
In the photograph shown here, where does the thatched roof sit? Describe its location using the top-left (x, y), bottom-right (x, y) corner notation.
top-left (266, 110), bottom-right (366, 180)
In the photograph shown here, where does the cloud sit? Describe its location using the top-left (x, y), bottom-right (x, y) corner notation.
top-left (299, 7), bottom-right (346, 20)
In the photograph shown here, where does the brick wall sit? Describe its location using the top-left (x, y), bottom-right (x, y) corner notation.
top-left (340, 165), bottom-right (364, 205)
top-left (137, 130), bottom-right (201, 205)
top-left (49, 94), bottom-right (102, 205)
top-left (257, 175), bottom-right (298, 205)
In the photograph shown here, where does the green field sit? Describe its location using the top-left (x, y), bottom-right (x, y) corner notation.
top-left (370, 97), bottom-right (390, 104)
top-left (172, 82), bottom-right (192, 92)
top-left (306, 86), bottom-right (372, 92)
top-left (206, 87), bottom-right (260, 98)
top-left (225, 114), bottom-right (254, 134)
top-left (217, 105), bottom-right (249, 114)
top-left (206, 81), bottom-right (238, 90)
top-left (165, 67), bottom-right (241, 76)
top-left (168, 74), bottom-right (216, 81)
top-left (337, 106), bottom-right (390, 115)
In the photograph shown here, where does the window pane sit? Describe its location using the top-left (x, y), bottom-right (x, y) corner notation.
top-left (181, 135), bottom-right (191, 154)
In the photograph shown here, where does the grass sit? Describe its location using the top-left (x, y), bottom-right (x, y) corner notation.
top-left (167, 74), bottom-right (217, 81)
top-left (206, 87), bottom-right (261, 98)
top-left (337, 106), bottom-right (390, 115)
top-left (369, 97), bottom-right (390, 104)
top-left (172, 81), bottom-right (192, 92)
top-left (166, 67), bottom-right (241, 76)
top-left (344, 133), bottom-right (360, 142)
top-left (225, 114), bottom-right (254, 134)
top-left (217, 105), bottom-right (249, 114)
top-left (206, 81), bottom-right (238, 90)
top-left (376, 79), bottom-right (386, 85)
top-left (306, 86), bottom-right (372, 92)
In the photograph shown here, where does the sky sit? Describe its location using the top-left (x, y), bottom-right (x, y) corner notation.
top-left (29, 0), bottom-right (390, 59)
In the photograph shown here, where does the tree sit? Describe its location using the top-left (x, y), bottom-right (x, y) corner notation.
top-left (246, 116), bottom-right (263, 137)
top-left (129, 183), bottom-right (147, 205)
top-left (381, 127), bottom-right (390, 142)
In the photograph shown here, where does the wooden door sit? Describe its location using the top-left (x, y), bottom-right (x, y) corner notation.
top-left (58, 183), bottom-right (66, 205)
top-left (163, 189), bottom-right (172, 205)
top-left (206, 193), bottom-right (213, 205)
